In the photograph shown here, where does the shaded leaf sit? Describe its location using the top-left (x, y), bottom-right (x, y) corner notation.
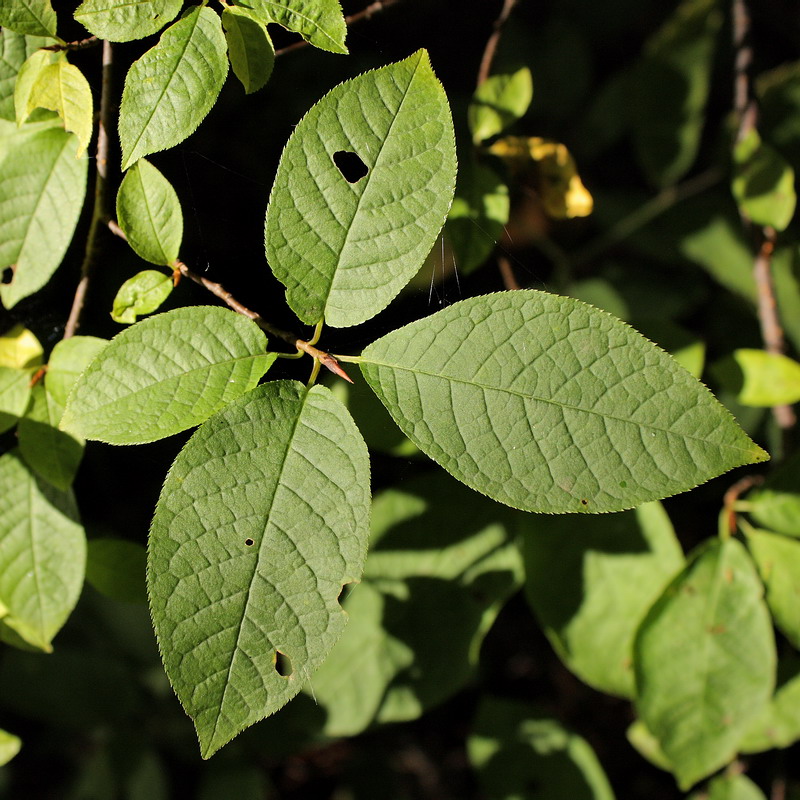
top-left (745, 449), bottom-right (800, 537)
top-left (0, 366), bottom-right (31, 432)
top-left (116, 158), bottom-right (183, 265)
top-left (75, 0), bottom-right (182, 43)
top-left (223, 8), bottom-right (274, 95)
top-left (0, 323), bottom-right (43, 367)
top-left (61, 307), bottom-right (275, 445)
top-left (265, 50), bottom-right (457, 327)
top-left (690, 773), bottom-right (767, 800)
top-left (86, 538), bottom-right (147, 605)
top-left (118, 6), bottom-right (228, 170)
top-left (148, 381), bottom-right (370, 757)
top-left (112, 270), bottom-right (173, 324)
top-left (740, 655), bottom-right (800, 753)
top-left (0, 0), bottom-right (57, 38)
top-left (46, 335), bottom-right (107, 408)
top-left (634, 538), bottom-right (775, 789)
top-left (469, 66), bottom-right (533, 144)
top-left (0, 450), bottom-right (85, 651)
top-left (360, 291), bottom-right (767, 514)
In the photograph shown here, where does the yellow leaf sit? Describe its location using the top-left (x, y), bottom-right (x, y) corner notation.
top-left (0, 324), bottom-right (43, 369)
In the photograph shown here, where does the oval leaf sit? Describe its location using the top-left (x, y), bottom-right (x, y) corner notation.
top-left (265, 49), bottom-right (457, 328)
top-left (148, 380), bottom-right (370, 757)
top-left (222, 8), bottom-right (274, 95)
top-left (360, 291), bottom-right (768, 514)
top-left (0, 0), bottom-right (57, 38)
top-left (0, 450), bottom-right (85, 651)
top-left (634, 538), bottom-right (775, 789)
top-left (116, 158), bottom-right (183, 265)
top-left (468, 66), bottom-right (533, 144)
top-left (111, 269), bottom-right (174, 323)
top-left (75, 0), bottom-right (182, 43)
top-left (118, 6), bottom-right (228, 170)
top-left (61, 307), bottom-right (275, 444)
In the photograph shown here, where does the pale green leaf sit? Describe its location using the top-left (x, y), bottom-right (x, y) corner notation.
top-left (446, 158), bottom-right (509, 274)
top-left (0, 450), bottom-right (85, 651)
top-left (732, 129), bottom-right (796, 231)
top-left (360, 291), bottom-right (768, 514)
top-left (61, 307), bottom-right (275, 445)
top-left (18, 382), bottom-right (83, 489)
top-left (626, 720), bottom-right (672, 771)
top-left (468, 697), bottom-right (616, 800)
top-left (0, 0), bottom-right (57, 38)
top-left (148, 380), bottom-right (370, 757)
top-left (265, 49), bottom-right (457, 327)
top-left (118, 6), bottom-right (228, 170)
top-left (0, 31), bottom-right (50, 121)
top-left (744, 527), bottom-right (800, 649)
top-left (23, 57), bottom-right (93, 154)
top-left (235, 0), bottom-right (347, 54)
top-left (745, 450), bottom-right (800, 537)
top-left (634, 538), bottom-right (775, 789)
top-left (631, 0), bottom-right (722, 186)
top-left (223, 8), bottom-right (274, 95)
top-left (0, 365), bottom-right (31, 433)
top-left (524, 502), bottom-right (684, 698)
top-left (0, 126), bottom-right (87, 308)
top-left (75, 0), bottom-right (182, 42)
top-left (692, 774), bottom-right (767, 800)
top-left (45, 334), bottom-right (107, 408)
top-left (0, 323), bottom-right (43, 367)
top-left (13, 47), bottom-right (55, 124)
top-left (740, 655), bottom-right (800, 753)
top-left (729, 349), bottom-right (800, 406)
top-left (0, 728), bottom-right (21, 766)
top-left (116, 158), bottom-right (183, 265)
top-left (112, 270), bottom-right (173, 323)
top-left (86, 538), bottom-right (146, 605)
top-left (468, 66), bottom-right (533, 144)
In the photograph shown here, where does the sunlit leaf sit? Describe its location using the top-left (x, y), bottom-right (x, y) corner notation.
top-left (223, 8), bottom-right (274, 95)
top-left (745, 450), bottom-right (800, 537)
top-left (0, 30), bottom-right (50, 121)
top-left (0, 323), bottom-right (42, 368)
top-left (469, 66), bottom-right (533, 144)
top-left (716, 349), bottom-right (800, 407)
top-left (45, 335), bottom-right (107, 408)
top-left (75, 0), bottom-right (182, 42)
top-left (0, 0), bottom-right (57, 38)
top-left (689, 773), bottom-right (767, 800)
top-left (112, 270), bottom-right (174, 324)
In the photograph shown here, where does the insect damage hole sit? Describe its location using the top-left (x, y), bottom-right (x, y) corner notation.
top-left (274, 650), bottom-right (292, 678)
top-left (332, 150), bottom-right (368, 183)
top-left (1, 266), bottom-right (14, 285)
top-left (244, 538), bottom-right (254, 547)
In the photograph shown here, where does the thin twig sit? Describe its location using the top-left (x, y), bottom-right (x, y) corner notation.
top-left (497, 255), bottom-right (520, 290)
top-left (722, 474), bottom-right (765, 536)
top-left (64, 40), bottom-right (113, 339)
top-left (43, 36), bottom-right (100, 52)
top-left (476, 0), bottom-right (519, 87)
top-left (274, 0), bottom-right (402, 57)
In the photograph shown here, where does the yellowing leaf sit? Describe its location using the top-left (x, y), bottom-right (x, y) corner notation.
top-left (0, 324), bottom-right (43, 368)
top-left (489, 135), bottom-right (593, 218)
top-left (733, 349), bottom-right (800, 407)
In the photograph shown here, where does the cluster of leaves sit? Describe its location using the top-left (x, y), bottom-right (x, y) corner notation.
top-left (0, 0), bottom-right (800, 797)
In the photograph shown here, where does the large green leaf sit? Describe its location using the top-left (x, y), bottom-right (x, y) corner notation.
top-left (0, 450), bottom-right (85, 651)
top-left (360, 291), bottom-right (768, 514)
top-left (116, 159), bottom-right (183, 265)
top-left (222, 8), bottom-right (274, 95)
top-left (0, 31), bottom-right (50, 121)
top-left (0, 126), bottom-right (87, 308)
top-left (118, 6), bottom-right (228, 170)
top-left (234, 0), bottom-right (347, 54)
top-left (468, 66), bottom-right (534, 144)
top-left (148, 380), bottom-right (370, 757)
top-left (61, 307), bottom-right (275, 445)
top-left (265, 50), bottom-right (457, 328)
top-left (75, 0), bottom-right (182, 43)
top-left (0, 0), bottom-right (57, 38)
top-left (634, 538), bottom-right (775, 789)
top-left (524, 502), bottom-right (684, 698)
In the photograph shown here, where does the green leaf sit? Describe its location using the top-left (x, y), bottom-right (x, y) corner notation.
top-left (0, 728), bottom-right (21, 766)
top-left (732, 129), bottom-right (796, 231)
top-left (0, 323), bottom-right (43, 368)
top-left (265, 49), bottom-right (457, 327)
top-left (118, 6), bottom-right (228, 170)
top-left (45, 335), bottom-right (107, 409)
top-left (626, 719), bottom-right (673, 771)
top-left (18, 383), bottom-right (83, 489)
top-left (0, 126), bottom-right (87, 308)
top-left (112, 270), bottom-right (174, 324)
top-left (634, 538), bottom-right (775, 789)
top-left (61, 307), bottom-right (275, 445)
top-left (116, 158), bottom-right (183, 265)
top-left (13, 47), bottom-right (55, 125)
top-left (744, 527), bottom-right (800, 649)
top-left (86, 538), bottom-right (146, 605)
top-left (0, 450), bottom-right (85, 652)
top-left (745, 450), bottom-right (800, 537)
top-left (22, 57), bottom-right (93, 155)
top-left (715, 349), bottom-right (800, 407)
top-left (468, 66), bottom-right (533, 144)
top-left (0, 31), bottom-right (50, 121)
top-left (692, 774), bottom-right (767, 800)
top-left (446, 158), bottom-right (509, 274)
top-left (0, 366), bottom-right (32, 433)
top-left (234, 0), bottom-right (347, 55)
top-left (360, 291), bottom-right (768, 514)
top-left (75, 0), bottom-right (182, 43)
top-left (630, 0), bottom-right (722, 186)
top-left (740, 655), bottom-right (800, 753)
top-left (0, 0), bottom-right (57, 38)
top-left (223, 8), bottom-right (274, 95)
top-left (524, 502), bottom-right (684, 698)
top-left (148, 380), bottom-right (370, 758)
top-left (468, 697), bottom-right (616, 800)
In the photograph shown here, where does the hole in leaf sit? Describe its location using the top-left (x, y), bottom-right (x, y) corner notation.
top-left (244, 538), bottom-right (254, 547)
top-left (337, 583), bottom-right (354, 606)
top-left (274, 650), bottom-right (292, 678)
top-left (1, 266), bottom-right (14, 285)
top-left (580, 499), bottom-right (589, 506)
top-left (332, 150), bottom-right (368, 183)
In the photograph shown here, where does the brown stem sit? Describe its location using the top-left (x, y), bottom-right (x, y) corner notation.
top-left (497, 255), bottom-right (520, 290)
top-left (476, 0), bottom-right (519, 87)
top-left (723, 474), bottom-right (765, 536)
top-left (43, 36), bottom-right (100, 52)
top-left (275, 0), bottom-right (402, 57)
top-left (64, 40), bottom-right (113, 340)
